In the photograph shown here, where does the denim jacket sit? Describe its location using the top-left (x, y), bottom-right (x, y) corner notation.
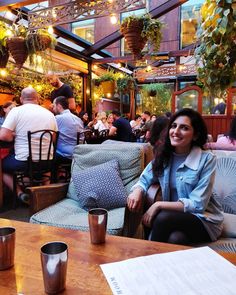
top-left (131, 146), bottom-right (224, 240)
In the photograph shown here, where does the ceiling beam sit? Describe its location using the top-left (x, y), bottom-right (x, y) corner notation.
top-left (0, 0), bottom-right (39, 11)
top-left (14, 7), bottom-right (113, 60)
top-left (82, 0), bottom-right (188, 56)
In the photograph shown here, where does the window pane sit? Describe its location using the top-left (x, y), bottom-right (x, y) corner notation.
top-left (180, 0), bottom-right (204, 48)
top-left (72, 19), bottom-right (94, 43)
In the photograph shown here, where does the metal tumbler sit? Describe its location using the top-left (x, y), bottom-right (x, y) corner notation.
top-left (0, 227), bottom-right (15, 271)
top-left (40, 241), bottom-right (68, 294)
top-left (88, 208), bottom-right (108, 244)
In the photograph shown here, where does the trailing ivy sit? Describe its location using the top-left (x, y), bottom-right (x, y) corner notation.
top-left (195, 0), bottom-right (236, 96)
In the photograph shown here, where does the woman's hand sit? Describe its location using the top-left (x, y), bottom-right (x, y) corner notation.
top-left (142, 202), bottom-right (162, 228)
top-left (127, 188), bottom-right (143, 212)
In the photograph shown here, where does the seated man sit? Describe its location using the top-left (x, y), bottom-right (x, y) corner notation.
top-left (0, 87), bottom-right (58, 203)
top-left (53, 96), bottom-right (84, 163)
top-left (109, 110), bottom-right (133, 142)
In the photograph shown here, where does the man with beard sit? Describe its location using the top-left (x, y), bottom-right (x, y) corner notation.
top-left (46, 71), bottom-right (76, 112)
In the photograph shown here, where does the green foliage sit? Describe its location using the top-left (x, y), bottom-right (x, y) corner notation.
top-left (195, 0), bottom-right (236, 96)
top-left (26, 29), bottom-right (57, 55)
top-left (140, 83), bottom-right (171, 115)
top-left (116, 75), bottom-right (135, 93)
top-left (0, 21), bottom-right (11, 53)
top-left (11, 23), bottom-right (27, 38)
top-left (61, 73), bottom-right (82, 103)
top-left (0, 68), bottom-right (82, 104)
top-left (96, 71), bottom-right (116, 83)
top-left (120, 14), bottom-right (163, 52)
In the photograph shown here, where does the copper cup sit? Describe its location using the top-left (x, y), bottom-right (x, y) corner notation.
top-left (41, 241), bottom-right (68, 294)
top-left (0, 227), bottom-right (15, 271)
top-left (88, 208), bottom-right (108, 244)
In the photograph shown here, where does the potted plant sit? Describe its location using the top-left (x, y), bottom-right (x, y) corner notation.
top-left (195, 0), bottom-right (236, 96)
top-left (120, 14), bottom-right (163, 57)
top-left (142, 83), bottom-right (160, 96)
top-left (26, 29), bottom-right (57, 53)
top-left (117, 75), bottom-right (135, 94)
top-left (95, 72), bottom-right (116, 96)
top-left (6, 24), bottom-right (28, 69)
top-left (0, 21), bottom-right (11, 68)
top-left (141, 83), bottom-right (171, 115)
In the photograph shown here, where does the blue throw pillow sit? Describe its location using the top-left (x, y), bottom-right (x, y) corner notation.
top-left (72, 159), bottom-right (127, 210)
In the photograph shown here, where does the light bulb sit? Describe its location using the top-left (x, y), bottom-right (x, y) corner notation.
top-left (117, 63), bottom-right (122, 68)
top-left (0, 69), bottom-right (7, 77)
top-left (110, 14), bottom-right (118, 24)
top-left (48, 26), bottom-right (54, 34)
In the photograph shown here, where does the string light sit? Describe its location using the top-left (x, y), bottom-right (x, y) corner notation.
top-left (146, 65), bottom-right (152, 72)
top-left (48, 26), bottom-right (54, 34)
top-left (86, 89), bottom-right (90, 94)
top-left (117, 62), bottom-right (122, 68)
top-left (93, 65), bottom-right (98, 70)
top-left (0, 69), bottom-right (7, 77)
top-left (6, 29), bottom-right (13, 37)
top-left (107, 93), bottom-right (111, 98)
top-left (110, 14), bottom-right (118, 24)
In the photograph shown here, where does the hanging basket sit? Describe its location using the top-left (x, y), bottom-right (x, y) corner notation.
top-left (6, 37), bottom-right (28, 69)
top-left (148, 90), bottom-right (157, 96)
top-left (0, 47), bottom-right (9, 68)
top-left (120, 19), bottom-right (147, 58)
top-left (27, 32), bottom-right (52, 52)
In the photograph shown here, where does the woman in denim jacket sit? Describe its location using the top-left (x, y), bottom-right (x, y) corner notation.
top-left (127, 108), bottom-right (224, 245)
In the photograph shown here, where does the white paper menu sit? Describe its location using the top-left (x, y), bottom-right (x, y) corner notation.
top-left (101, 247), bottom-right (236, 295)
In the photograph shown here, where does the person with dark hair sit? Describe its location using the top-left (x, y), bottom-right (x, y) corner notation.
top-left (164, 111), bottom-right (172, 119)
top-left (78, 111), bottom-right (89, 128)
top-left (206, 116), bottom-right (236, 150)
top-left (46, 72), bottom-right (76, 111)
top-left (109, 110), bottom-right (133, 142)
top-left (211, 100), bottom-right (226, 114)
top-left (0, 101), bottom-right (16, 127)
top-left (53, 96), bottom-right (84, 163)
top-left (149, 115), bottom-right (169, 147)
top-left (127, 108), bottom-right (223, 245)
top-left (130, 114), bottom-right (142, 131)
top-left (141, 111), bottom-right (153, 142)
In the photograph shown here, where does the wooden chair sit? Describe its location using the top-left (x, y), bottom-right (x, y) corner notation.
top-left (13, 129), bottom-right (59, 207)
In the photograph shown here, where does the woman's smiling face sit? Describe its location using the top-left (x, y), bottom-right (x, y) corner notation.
top-left (169, 115), bottom-right (196, 154)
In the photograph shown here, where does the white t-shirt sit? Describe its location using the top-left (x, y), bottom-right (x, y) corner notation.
top-left (94, 120), bottom-right (109, 132)
top-left (2, 103), bottom-right (58, 161)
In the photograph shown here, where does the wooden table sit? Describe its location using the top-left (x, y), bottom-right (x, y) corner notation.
top-left (0, 218), bottom-right (236, 294)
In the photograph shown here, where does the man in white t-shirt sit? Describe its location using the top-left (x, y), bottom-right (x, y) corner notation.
top-left (0, 87), bottom-right (58, 203)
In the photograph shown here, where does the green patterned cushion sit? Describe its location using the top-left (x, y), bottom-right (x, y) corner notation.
top-left (67, 144), bottom-right (144, 201)
top-left (30, 198), bottom-right (125, 236)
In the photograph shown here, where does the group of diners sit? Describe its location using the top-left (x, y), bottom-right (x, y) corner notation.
top-left (1, 84), bottom-right (236, 248)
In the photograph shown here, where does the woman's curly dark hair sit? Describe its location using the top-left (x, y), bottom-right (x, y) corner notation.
top-left (152, 108), bottom-right (208, 177)
top-left (227, 116), bottom-right (236, 142)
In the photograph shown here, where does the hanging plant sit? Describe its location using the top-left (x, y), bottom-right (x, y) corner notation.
top-left (6, 24), bottom-right (28, 69)
top-left (195, 0), bottom-right (236, 96)
top-left (117, 75), bottom-right (135, 94)
top-left (141, 83), bottom-right (171, 115)
top-left (0, 21), bottom-right (11, 68)
top-left (120, 14), bottom-right (163, 57)
top-left (26, 29), bottom-right (57, 66)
